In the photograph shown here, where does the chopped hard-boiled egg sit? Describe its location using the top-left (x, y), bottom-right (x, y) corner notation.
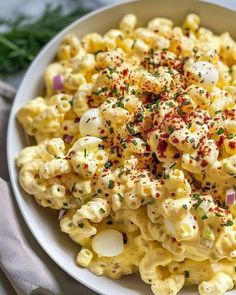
top-left (79, 108), bottom-right (103, 137)
top-left (164, 213), bottom-right (198, 241)
top-left (92, 229), bottom-right (124, 257)
top-left (184, 60), bottom-right (219, 88)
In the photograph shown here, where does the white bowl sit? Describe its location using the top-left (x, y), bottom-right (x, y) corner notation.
top-left (7, 0), bottom-right (236, 294)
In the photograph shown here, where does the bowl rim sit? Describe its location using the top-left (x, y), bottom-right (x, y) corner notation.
top-left (6, 0), bottom-right (236, 294)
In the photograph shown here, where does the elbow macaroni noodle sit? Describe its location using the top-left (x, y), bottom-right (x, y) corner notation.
top-left (16, 13), bottom-right (236, 295)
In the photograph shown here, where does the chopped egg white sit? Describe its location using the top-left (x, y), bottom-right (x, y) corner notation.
top-left (164, 218), bottom-right (176, 236)
top-left (185, 61), bottom-right (219, 88)
top-left (79, 108), bottom-right (103, 137)
top-left (164, 213), bottom-right (198, 241)
top-left (70, 136), bottom-right (102, 152)
top-left (92, 229), bottom-right (124, 257)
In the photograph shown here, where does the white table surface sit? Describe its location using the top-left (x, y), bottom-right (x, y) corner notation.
top-left (1, 0), bottom-right (236, 294)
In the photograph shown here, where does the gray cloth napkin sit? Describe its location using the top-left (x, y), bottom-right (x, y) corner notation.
top-left (0, 178), bottom-right (97, 295)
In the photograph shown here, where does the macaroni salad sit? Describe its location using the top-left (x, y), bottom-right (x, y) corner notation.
top-left (16, 13), bottom-right (236, 295)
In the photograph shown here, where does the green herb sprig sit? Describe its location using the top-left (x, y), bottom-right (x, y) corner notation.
top-left (0, 5), bottom-right (89, 77)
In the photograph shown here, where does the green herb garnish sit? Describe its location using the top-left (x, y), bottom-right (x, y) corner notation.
top-left (117, 192), bottom-right (123, 201)
top-left (78, 223), bottom-right (84, 228)
top-left (0, 5), bottom-right (89, 77)
top-left (184, 271), bottom-right (190, 278)
top-left (131, 89), bottom-right (136, 95)
top-left (192, 194), bottom-right (203, 210)
top-left (168, 126), bottom-right (175, 134)
top-left (217, 127), bottom-right (224, 135)
top-left (104, 161), bottom-right (112, 169)
top-left (226, 220), bottom-right (234, 227)
top-left (99, 208), bottom-right (106, 214)
top-left (108, 180), bottom-right (115, 189)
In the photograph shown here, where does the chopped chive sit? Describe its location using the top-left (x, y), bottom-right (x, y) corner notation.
top-left (169, 162), bottom-right (176, 169)
top-left (117, 100), bottom-right (125, 108)
top-left (117, 192), bottom-right (123, 201)
top-left (189, 138), bottom-right (195, 143)
top-left (104, 161), bottom-right (112, 169)
top-left (108, 180), bottom-right (115, 189)
top-left (99, 208), bottom-right (106, 214)
top-left (196, 121), bottom-right (203, 126)
top-left (193, 47), bottom-right (198, 54)
top-left (192, 193), bottom-right (200, 198)
top-left (109, 127), bottom-right (114, 134)
top-left (217, 127), bottom-right (224, 135)
top-left (78, 223), bottom-right (84, 228)
top-left (192, 194), bottom-right (203, 210)
top-left (228, 133), bottom-right (234, 139)
top-left (226, 220), bottom-right (234, 226)
top-left (164, 173), bottom-right (170, 179)
top-left (131, 39), bottom-right (137, 49)
top-left (166, 101), bottom-right (175, 107)
top-left (193, 142), bottom-right (200, 149)
top-left (177, 109), bottom-right (186, 116)
top-left (118, 170), bottom-right (124, 177)
top-left (101, 136), bottom-right (108, 141)
top-left (168, 126), bottom-right (175, 134)
top-left (127, 125), bottom-right (135, 135)
top-left (185, 271), bottom-right (190, 278)
top-left (131, 89), bottom-right (136, 95)
top-left (182, 100), bottom-right (191, 106)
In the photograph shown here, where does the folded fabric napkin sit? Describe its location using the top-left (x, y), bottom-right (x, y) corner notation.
top-left (0, 179), bottom-right (97, 295)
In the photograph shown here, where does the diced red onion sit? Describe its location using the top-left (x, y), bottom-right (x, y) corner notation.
top-left (53, 75), bottom-right (64, 91)
top-left (226, 189), bottom-right (235, 205)
top-left (58, 209), bottom-right (67, 220)
top-left (62, 134), bottom-right (74, 143)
